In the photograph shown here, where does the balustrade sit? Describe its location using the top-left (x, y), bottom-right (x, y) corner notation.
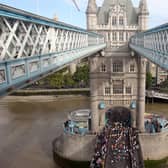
top-left (129, 23), bottom-right (168, 70)
top-left (0, 4), bottom-right (106, 96)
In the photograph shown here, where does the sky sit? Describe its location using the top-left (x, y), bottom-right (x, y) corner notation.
top-left (0, 0), bottom-right (167, 29)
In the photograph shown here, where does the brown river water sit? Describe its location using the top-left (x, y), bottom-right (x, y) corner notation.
top-left (0, 95), bottom-right (167, 168)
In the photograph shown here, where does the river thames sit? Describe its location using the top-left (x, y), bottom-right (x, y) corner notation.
top-left (0, 95), bottom-right (167, 168)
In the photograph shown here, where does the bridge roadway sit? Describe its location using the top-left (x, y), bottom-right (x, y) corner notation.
top-left (90, 124), bottom-right (144, 168)
top-left (105, 125), bottom-right (144, 168)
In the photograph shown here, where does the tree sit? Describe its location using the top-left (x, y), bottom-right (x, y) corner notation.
top-left (73, 64), bottom-right (89, 87)
top-left (64, 74), bottom-right (75, 88)
top-left (49, 73), bottom-right (64, 89)
top-left (28, 64), bottom-right (90, 89)
top-left (146, 72), bottom-right (152, 89)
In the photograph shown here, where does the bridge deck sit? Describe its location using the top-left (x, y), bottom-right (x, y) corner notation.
top-left (90, 124), bottom-right (144, 168)
top-left (105, 125), bottom-right (144, 168)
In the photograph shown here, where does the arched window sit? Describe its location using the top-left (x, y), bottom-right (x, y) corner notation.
top-left (113, 80), bottom-right (124, 94)
top-left (119, 16), bottom-right (124, 25)
top-left (119, 32), bottom-right (124, 41)
top-left (100, 63), bottom-right (106, 72)
top-left (126, 86), bottom-right (132, 94)
top-left (113, 61), bottom-right (123, 72)
top-left (112, 32), bottom-right (117, 41)
top-left (126, 32), bottom-right (129, 41)
top-left (130, 64), bottom-right (135, 72)
top-left (112, 16), bottom-right (117, 25)
top-left (105, 87), bottom-right (111, 95)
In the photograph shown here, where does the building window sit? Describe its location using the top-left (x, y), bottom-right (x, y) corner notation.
top-left (130, 64), bottom-right (135, 72)
top-left (126, 86), bottom-right (132, 94)
top-left (119, 16), bottom-right (124, 25)
top-left (126, 32), bottom-right (129, 41)
top-left (105, 87), bottom-right (111, 95)
top-left (0, 27), bottom-right (2, 36)
top-left (119, 32), bottom-right (124, 41)
top-left (112, 16), bottom-right (117, 25)
top-left (100, 63), bottom-right (106, 72)
top-left (113, 80), bottom-right (124, 94)
top-left (112, 32), bottom-right (117, 41)
top-left (107, 32), bottom-right (110, 41)
top-left (113, 61), bottom-right (123, 72)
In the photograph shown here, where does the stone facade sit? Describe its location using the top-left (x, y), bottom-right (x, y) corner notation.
top-left (86, 0), bottom-right (149, 132)
top-left (53, 131), bottom-right (168, 161)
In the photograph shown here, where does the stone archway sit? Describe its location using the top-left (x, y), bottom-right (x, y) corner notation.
top-left (106, 106), bottom-right (131, 127)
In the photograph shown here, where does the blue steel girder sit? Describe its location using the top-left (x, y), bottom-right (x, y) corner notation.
top-left (0, 45), bottom-right (105, 96)
top-left (129, 23), bottom-right (168, 70)
top-left (0, 4), bottom-right (106, 96)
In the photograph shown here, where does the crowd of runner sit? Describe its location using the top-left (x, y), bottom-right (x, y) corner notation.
top-left (90, 125), bottom-right (109, 168)
top-left (90, 123), bottom-right (144, 168)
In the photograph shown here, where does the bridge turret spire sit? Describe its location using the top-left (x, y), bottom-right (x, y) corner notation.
top-left (86, 0), bottom-right (97, 14)
top-left (86, 0), bottom-right (97, 30)
top-left (138, 0), bottom-right (149, 31)
top-left (139, 0), bottom-right (149, 15)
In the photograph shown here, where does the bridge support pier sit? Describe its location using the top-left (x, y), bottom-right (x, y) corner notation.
top-left (69, 63), bottom-right (77, 74)
top-left (137, 56), bottom-right (146, 132)
top-left (131, 110), bottom-right (136, 128)
top-left (89, 55), bottom-right (99, 133)
top-left (90, 97), bottom-right (99, 133)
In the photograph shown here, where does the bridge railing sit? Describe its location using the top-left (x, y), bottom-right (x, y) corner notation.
top-left (0, 4), bottom-right (106, 96)
top-left (129, 23), bottom-right (168, 70)
top-left (0, 4), bottom-right (105, 61)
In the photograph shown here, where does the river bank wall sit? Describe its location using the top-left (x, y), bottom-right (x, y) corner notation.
top-left (11, 88), bottom-right (90, 96)
top-left (139, 131), bottom-right (168, 160)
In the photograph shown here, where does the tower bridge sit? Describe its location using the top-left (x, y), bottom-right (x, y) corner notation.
top-left (0, 0), bottom-right (168, 132)
top-left (1, 0), bottom-right (168, 167)
top-left (87, 0), bottom-right (149, 133)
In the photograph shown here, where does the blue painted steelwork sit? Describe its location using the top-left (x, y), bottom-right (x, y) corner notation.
top-left (129, 23), bottom-right (168, 70)
top-left (0, 44), bottom-right (106, 96)
top-left (0, 4), bottom-right (105, 61)
top-left (0, 4), bottom-right (106, 96)
top-left (0, 4), bottom-right (102, 36)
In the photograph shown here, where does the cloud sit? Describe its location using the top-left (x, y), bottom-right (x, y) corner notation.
top-left (147, 0), bottom-right (168, 28)
top-left (64, 0), bottom-right (72, 6)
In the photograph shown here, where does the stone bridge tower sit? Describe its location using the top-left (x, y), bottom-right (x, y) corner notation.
top-left (86, 0), bottom-right (149, 132)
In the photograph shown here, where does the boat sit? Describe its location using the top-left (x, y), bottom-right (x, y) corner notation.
top-left (64, 109), bottom-right (91, 134)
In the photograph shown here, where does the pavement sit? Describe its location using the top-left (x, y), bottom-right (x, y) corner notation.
top-left (90, 123), bottom-right (144, 168)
